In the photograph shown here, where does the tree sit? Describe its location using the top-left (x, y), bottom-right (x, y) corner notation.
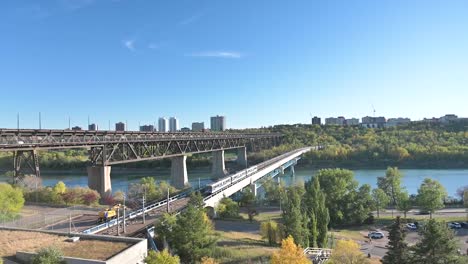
top-left (0, 183), bottom-right (25, 220)
top-left (216, 197), bottom-right (239, 219)
top-left (240, 188), bottom-right (257, 222)
top-left (154, 213), bottom-right (177, 249)
top-left (372, 188), bottom-right (390, 218)
top-left (188, 191), bottom-right (205, 208)
top-left (328, 240), bottom-right (370, 264)
top-left (31, 247), bottom-right (66, 264)
top-left (382, 217), bottom-right (410, 264)
top-left (304, 176), bottom-right (329, 247)
top-left (396, 191), bottom-right (412, 219)
top-left (411, 219), bottom-right (462, 264)
top-left (377, 167), bottom-right (403, 206)
top-left (416, 178), bottom-right (447, 218)
top-left (171, 204), bottom-right (217, 263)
top-left (271, 236), bottom-right (309, 264)
top-left (53, 181), bottom-right (67, 195)
top-left (144, 249), bottom-right (180, 264)
top-left (282, 185), bottom-right (309, 247)
top-left (315, 169), bottom-right (358, 226)
top-left (260, 220), bottom-right (282, 246)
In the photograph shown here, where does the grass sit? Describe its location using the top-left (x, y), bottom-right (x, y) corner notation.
top-left (0, 230), bottom-right (130, 260)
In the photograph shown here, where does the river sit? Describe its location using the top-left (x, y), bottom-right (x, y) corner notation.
top-left (1, 167), bottom-right (466, 197)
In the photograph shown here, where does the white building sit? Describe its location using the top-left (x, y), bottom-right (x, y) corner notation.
top-left (211, 115), bottom-right (226, 131)
top-left (361, 116), bottom-right (386, 128)
top-left (386, 118), bottom-right (411, 127)
top-left (325, 116), bottom-right (347, 126)
top-left (345, 118), bottom-right (359, 126)
top-left (169, 117), bottom-right (179, 132)
top-left (158, 117), bottom-right (168, 132)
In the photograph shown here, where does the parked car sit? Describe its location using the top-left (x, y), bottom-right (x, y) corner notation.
top-left (459, 222), bottom-right (468, 229)
top-left (368, 231), bottom-right (384, 239)
top-left (406, 223), bottom-right (417, 230)
top-left (448, 222), bottom-right (461, 229)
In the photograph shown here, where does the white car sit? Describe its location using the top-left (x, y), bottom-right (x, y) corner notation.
top-left (448, 222), bottom-right (461, 229)
top-left (406, 223), bottom-right (417, 230)
top-left (368, 231), bottom-right (384, 239)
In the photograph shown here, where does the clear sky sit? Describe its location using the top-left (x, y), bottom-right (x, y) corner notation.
top-left (1, 0), bottom-right (468, 130)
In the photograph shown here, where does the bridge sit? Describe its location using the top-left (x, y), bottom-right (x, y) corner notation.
top-left (77, 147), bottom-right (314, 236)
top-left (0, 129), bottom-right (281, 195)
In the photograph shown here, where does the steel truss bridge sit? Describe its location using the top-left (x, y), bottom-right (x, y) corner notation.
top-left (0, 129), bottom-right (282, 183)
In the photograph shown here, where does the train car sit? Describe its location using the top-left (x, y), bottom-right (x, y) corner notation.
top-left (206, 175), bottom-right (232, 194)
top-left (230, 171), bottom-right (246, 184)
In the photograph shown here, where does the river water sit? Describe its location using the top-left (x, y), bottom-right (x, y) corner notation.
top-left (1, 167), bottom-right (466, 197)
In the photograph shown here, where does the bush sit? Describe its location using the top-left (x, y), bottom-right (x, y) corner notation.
top-left (216, 197), bottom-right (240, 219)
top-left (31, 247), bottom-right (66, 264)
top-left (0, 183), bottom-right (25, 220)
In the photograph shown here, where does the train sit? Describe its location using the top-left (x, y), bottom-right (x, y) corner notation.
top-left (97, 204), bottom-right (125, 223)
top-left (204, 166), bottom-right (258, 195)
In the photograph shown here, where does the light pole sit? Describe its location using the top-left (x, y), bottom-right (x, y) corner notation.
top-left (123, 193), bottom-right (126, 233)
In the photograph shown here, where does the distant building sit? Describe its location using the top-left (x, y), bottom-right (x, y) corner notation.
top-left (71, 126), bottom-right (82, 131)
top-left (180, 127), bottom-right (190, 132)
top-left (140, 124), bottom-right (154, 132)
top-left (386, 118), bottom-right (411, 127)
top-left (311, 116), bottom-right (321, 125)
top-left (361, 116), bottom-right (386, 128)
top-left (169, 117), bottom-right (179, 132)
top-left (345, 118), bottom-right (359, 126)
top-left (158, 117), bottom-right (168, 132)
top-left (439, 114), bottom-right (458, 123)
top-left (192, 122), bottom-right (205, 132)
top-left (211, 115), bottom-right (226, 131)
top-left (88, 123), bottom-right (97, 131)
top-left (422, 117), bottom-right (439, 123)
top-left (325, 117), bottom-right (345, 126)
top-left (115, 122), bottom-right (125, 131)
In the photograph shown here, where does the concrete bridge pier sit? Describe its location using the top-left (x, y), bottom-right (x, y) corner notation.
top-left (212, 150), bottom-right (226, 178)
top-left (236, 147), bottom-right (247, 167)
top-left (171, 155), bottom-right (189, 189)
top-left (250, 183), bottom-right (258, 197)
top-left (87, 166), bottom-right (112, 196)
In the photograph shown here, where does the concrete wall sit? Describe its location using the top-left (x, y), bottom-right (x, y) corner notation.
top-left (171, 155), bottom-right (188, 189)
top-left (87, 166), bottom-right (112, 195)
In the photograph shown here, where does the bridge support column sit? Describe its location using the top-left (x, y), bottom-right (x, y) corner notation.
top-left (87, 166), bottom-right (112, 196)
top-left (236, 147), bottom-right (247, 167)
top-left (212, 150), bottom-right (226, 178)
top-left (171, 155), bottom-right (188, 189)
top-left (250, 183), bottom-right (257, 197)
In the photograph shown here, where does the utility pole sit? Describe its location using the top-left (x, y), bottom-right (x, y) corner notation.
top-left (198, 178), bottom-right (201, 190)
top-left (142, 189), bottom-right (146, 224)
top-left (39, 112), bottom-right (42, 129)
top-left (68, 116), bottom-right (71, 130)
top-left (167, 187), bottom-right (170, 213)
top-left (123, 194), bottom-right (126, 233)
top-left (117, 206), bottom-right (120, 236)
top-left (17, 113), bottom-right (19, 130)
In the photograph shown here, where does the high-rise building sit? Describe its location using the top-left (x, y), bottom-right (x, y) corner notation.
top-left (140, 125), bottom-right (154, 132)
top-left (169, 117), bottom-right (179, 132)
top-left (88, 123), bottom-right (97, 131)
top-left (158, 117), bottom-right (168, 132)
top-left (115, 122), bottom-right (125, 131)
top-left (192, 122), bottom-right (205, 132)
top-left (210, 115), bottom-right (226, 131)
top-left (311, 116), bottom-right (321, 125)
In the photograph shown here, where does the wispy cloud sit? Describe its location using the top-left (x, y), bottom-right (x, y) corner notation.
top-left (188, 51), bottom-right (244, 59)
top-left (179, 13), bottom-right (204, 26)
top-left (123, 39), bottom-right (135, 51)
top-left (148, 43), bottom-right (159, 50)
top-left (59, 0), bottom-right (96, 10)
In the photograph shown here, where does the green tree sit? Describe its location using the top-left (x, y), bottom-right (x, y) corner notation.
top-left (53, 181), bottom-right (67, 195)
top-left (416, 178), bottom-right (447, 218)
top-left (396, 191), bottom-right (412, 219)
top-left (171, 203), bottom-right (217, 262)
top-left (377, 167), bottom-right (403, 205)
top-left (144, 249), bottom-right (180, 264)
top-left (315, 169), bottom-right (358, 226)
top-left (239, 188), bottom-right (257, 221)
top-left (216, 197), bottom-right (239, 219)
top-left (372, 188), bottom-right (390, 218)
top-left (304, 176), bottom-right (329, 247)
top-left (382, 216), bottom-right (410, 264)
top-left (411, 219), bottom-right (462, 264)
top-left (188, 191), bottom-right (205, 208)
top-left (155, 213), bottom-right (177, 249)
top-left (260, 220), bottom-right (282, 246)
top-left (0, 183), bottom-right (25, 221)
top-left (282, 185), bottom-right (309, 247)
top-left (31, 247), bottom-right (66, 264)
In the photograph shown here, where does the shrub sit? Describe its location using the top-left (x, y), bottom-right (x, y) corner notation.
top-left (31, 247), bottom-right (66, 264)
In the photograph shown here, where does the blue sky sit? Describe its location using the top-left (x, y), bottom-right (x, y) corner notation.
top-left (1, 0), bottom-right (468, 130)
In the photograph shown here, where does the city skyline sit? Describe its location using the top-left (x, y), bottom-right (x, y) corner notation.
top-left (1, 1), bottom-right (468, 129)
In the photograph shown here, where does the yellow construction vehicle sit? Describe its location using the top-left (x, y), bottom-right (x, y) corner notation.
top-left (98, 208), bottom-right (117, 223)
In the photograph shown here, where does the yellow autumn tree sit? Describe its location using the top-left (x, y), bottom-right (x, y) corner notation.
top-left (328, 240), bottom-right (370, 264)
top-left (271, 235), bottom-right (310, 264)
top-left (201, 256), bottom-right (218, 264)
